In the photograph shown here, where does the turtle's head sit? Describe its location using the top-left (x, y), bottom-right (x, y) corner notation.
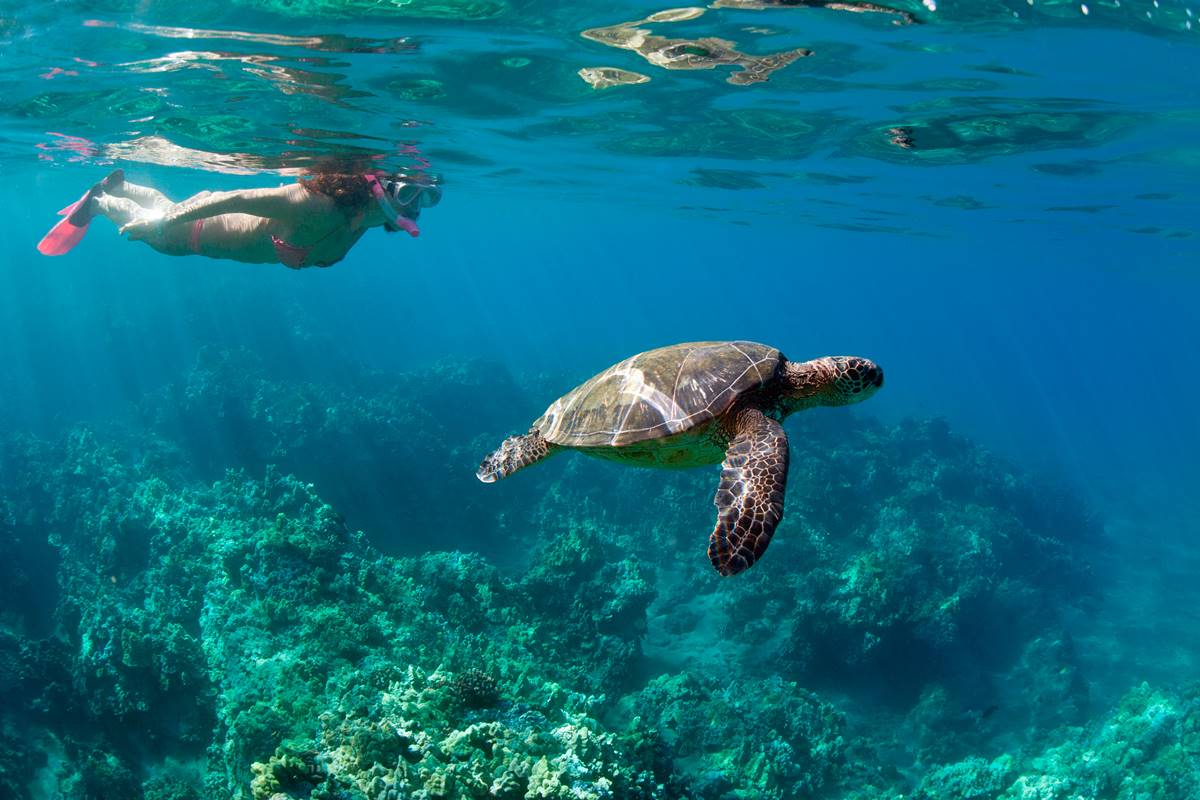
top-left (781, 356), bottom-right (883, 410)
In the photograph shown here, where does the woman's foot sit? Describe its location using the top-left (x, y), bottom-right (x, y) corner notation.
top-left (101, 168), bottom-right (124, 191)
top-left (66, 168), bottom-right (125, 225)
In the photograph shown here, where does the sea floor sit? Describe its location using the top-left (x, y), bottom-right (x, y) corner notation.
top-left (1, 351), bottom-right (1197, 799)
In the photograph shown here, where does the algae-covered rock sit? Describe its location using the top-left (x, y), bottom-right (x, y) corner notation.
top-left (517, 516), bottom-right (657, 692)
top-left (914, 754), bottom-right (1017, 800)
top-left (0, 723), bottom-right (43, 800)
top-left (711, 0), bottom-right (916, 24)
top-left (229, 0), bottom-right (507, 20)
top-left (141, 347), bottom-right (529, 556)
top-left (998, 682), bottom-right (1200, 800)
top-left (621, 672), bottom-right (845, 798)
top-left (855, 101), bottom-right (1140, 164)
top-left (581, 7), bottom-right (811, 86)
top-left (662, 415), bottom-right (1094, 685)
top-left (906, 682), bottom-right (1200, 800)
top-left (703, 0), bottom-right (1200, 36)
top-left (142, 775), bottom-right (204, 800)
top-left (578, 67), bottom-right (652, 90)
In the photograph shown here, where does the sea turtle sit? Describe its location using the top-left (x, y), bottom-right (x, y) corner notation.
top-left (477, 341), bottom-right (883, 576)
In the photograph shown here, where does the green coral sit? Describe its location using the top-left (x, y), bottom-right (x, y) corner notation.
top-left (621, 672), bottom-right (845, 799)
top-left (0, 722), bottom-right (42, 800)
top-left (909, 683), bottom-right (1200, 800)
top-left (915, 755), bottom-right (1017, 800)
top-left (143, 775), bottom-right (205, 800)
top-left (0, 352), bottom-right (1183, 800)
top-left (999, 683), bottom-right (1200, 800)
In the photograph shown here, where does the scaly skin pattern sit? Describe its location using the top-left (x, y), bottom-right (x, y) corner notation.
top-left (779, 355), bottom-right (884, 412)
top-left (708, 406), bottom-right (790, 576)
top-left (476, 429), bottom-right (555, 483)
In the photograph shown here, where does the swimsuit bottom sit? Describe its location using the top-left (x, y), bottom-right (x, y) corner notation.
top-left (189, 219), bottom-right (204, 254)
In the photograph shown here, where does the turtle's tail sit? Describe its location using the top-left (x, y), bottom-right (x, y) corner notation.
top-left (476, 429), bottom-right (553, 483)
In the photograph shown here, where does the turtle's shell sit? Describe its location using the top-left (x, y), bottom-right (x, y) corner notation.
top-left (534, 341), bottom-right (783, 448)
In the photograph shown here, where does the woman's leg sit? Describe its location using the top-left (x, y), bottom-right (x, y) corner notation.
top-left (93, 195), bottom-right (149, 227)
top-left (93, 195), bottom-right (192, 255)
top-left (107, 180), bottom-right (175, 212)
top-left (88, 169), bottom-right (176, 211)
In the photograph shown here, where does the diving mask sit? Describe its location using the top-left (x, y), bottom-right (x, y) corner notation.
top-left (365, 173), bottom-right (441, 237)
top-left (384, 177), bottom-right (442, 213)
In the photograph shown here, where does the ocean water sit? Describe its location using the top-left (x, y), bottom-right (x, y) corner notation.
top-left (1, 1), bottom-right (1199, 798)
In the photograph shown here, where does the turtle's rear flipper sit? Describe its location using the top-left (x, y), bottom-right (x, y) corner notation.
top-left (707, 408), bottom-right (789, 576)
top-left (476, 429), bottom-right (554, 483)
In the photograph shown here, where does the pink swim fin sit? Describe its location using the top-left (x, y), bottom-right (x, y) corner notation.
top-left (37, 191), bottom-right (95, 256)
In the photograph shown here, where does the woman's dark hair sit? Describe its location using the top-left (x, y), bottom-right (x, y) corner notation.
top-left (299, 171), bottom-right (372, 214)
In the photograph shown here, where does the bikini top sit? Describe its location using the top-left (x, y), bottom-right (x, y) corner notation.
top-left (268, 235), bottom-right (331, 272)
top-left (271, 224), bottom-right (343, 269)
top-left (273, 175), bottom-right (416, 268)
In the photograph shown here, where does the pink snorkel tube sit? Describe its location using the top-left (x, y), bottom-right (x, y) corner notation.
top-left (365, 173), bottom-right (420, 238)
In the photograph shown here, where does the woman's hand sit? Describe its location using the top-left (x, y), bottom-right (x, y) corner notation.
top-left (119, 217), bottom-right (162, 241)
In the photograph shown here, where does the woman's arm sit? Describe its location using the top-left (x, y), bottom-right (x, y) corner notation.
top-left (162, 184), bottom-right (306, 225)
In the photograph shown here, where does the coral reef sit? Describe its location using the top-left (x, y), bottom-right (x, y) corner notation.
top-left (915, 682), bottom-right (1200, 800)
top-left (451, 669), bottom-right (501, 710)
top-left (619, 672), bottom-right (845, 800)
top-left (138, 347), bottom-right (532, 557)
top-left (913, 754), bottom-right (1016, 800)
top-left (0, 351), bottom-right (1191, 800)
top-left (534, 414), bottom-right (1100, 718)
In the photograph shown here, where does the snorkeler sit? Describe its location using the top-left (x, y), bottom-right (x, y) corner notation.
top-left (37, 168), bottom-right (442, 269)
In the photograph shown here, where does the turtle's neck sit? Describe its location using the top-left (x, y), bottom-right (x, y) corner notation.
top-left (777, 357), bottom-right (839, 415)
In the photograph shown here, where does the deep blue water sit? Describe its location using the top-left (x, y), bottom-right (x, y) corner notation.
top-left (5, 152), bottom-right (1198, 514)
top-left (3, 3), bottom-right (1198, 514)
top-left (2, 1), bottom-right (1199, 798)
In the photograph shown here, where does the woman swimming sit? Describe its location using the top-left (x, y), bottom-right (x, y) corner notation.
top-left (38, 167), bottom-right (442, 269)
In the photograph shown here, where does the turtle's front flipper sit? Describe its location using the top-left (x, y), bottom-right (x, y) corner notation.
top-left (707, 408), bottom-right (789, 576)
top-left (477, 429), bottom-right (555, 483)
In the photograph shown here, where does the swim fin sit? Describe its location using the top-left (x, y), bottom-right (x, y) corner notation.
top-left (37, 189), bottom-right (98, 256)
top-left (37, 169), bottom-right (123, 256)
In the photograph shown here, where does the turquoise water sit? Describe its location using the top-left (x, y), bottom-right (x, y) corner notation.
top-left (1, 1), bottom-right (1199, 798)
